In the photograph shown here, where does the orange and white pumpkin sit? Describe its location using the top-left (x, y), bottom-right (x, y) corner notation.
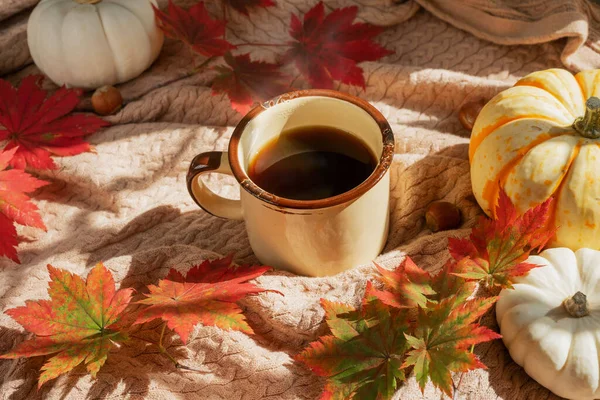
top-left (470, 68), bottom-right (600, 250)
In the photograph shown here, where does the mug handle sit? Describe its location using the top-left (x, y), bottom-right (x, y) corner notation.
top-left (186, 151), bottom-right (243, 220)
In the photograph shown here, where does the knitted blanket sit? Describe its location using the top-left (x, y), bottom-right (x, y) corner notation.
top-left (1, 0), bottom-right (599, 398)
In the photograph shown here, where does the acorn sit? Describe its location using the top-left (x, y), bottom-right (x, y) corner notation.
top-left (91, 85), bottom-right (123, 116)
top-left (458, 99), bottom-right (485, 132)
top-left (425, 201), bottom-right (461, 232)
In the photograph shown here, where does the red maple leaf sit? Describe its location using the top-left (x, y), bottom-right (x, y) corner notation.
top-left (285, 2), bottom-right (393, 89)
top-left (0, 75), bottom-right (109, 170)
top-left (0, 147), bottom-right (48, 263)
top-left (367, 258), bottom-right (435, 309)
top-left (153, 0), bottom-right (235, 57)
top-left (369, 257), bottom-right (477, 311)
top-left (430, 260), bottom-right (477, 305)
top-left (212, 53), bottom-right (291, 114)
top-left (134, 256), bottom-right (272, 344)
top-left (225, 0), bottom-right (275, 16)
top-left (1, 263), bottom-right (134, 387)
top-left (449, 189), bottom-right (555, 288)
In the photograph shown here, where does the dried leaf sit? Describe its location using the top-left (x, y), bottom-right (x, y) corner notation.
top-left (449, 188), bottom-right (554, 288)
top-left (296, 295), bottom-right (409, 400)
top-left (212, 53), bottom-right (290, 114)
top-left (134, 256), bottom-right (271, 343)
top-left (1, 263), bottom-right (133, 387)
top-left (403, 296), bottom-right (501, 397)
top-left (0, 147), bottom-right (48, 262)
top-left (285, 2), bottom-right (393, 89)
top-left (0, 76), bottom-right (109, 170)
top-left (153, 0), bottom-right (235, 57)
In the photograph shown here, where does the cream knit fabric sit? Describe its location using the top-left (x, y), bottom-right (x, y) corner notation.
top-left (1, 0), bottom-right (599, 398)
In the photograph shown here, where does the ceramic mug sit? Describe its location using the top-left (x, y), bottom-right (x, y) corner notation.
top-left (186, 89), bottom-right (394, 276)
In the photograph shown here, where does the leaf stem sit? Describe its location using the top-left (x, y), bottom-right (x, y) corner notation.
top-left (289, 73), bottom-right (302, 89)
top-left (452, 317), bottom-right (482, 399)
top-left (142, 323), bottom-right (204, 372)
top-left (129, 331), bottom-right (193, 368)
top-left (192, 56), bottom-right (217, 74)
top-left (159, 323), bottom-right (167, 349)
top-left (129, 334), bottom-right (156, 345)
top-left (452, 372), bottom-right (465, 400)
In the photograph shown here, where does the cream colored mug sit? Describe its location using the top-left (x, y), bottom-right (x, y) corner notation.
top-left (186, 90), bottom-right (394, 276)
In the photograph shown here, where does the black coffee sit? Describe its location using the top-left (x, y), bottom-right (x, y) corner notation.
top-left (248, 126), bottom-right (378, 200)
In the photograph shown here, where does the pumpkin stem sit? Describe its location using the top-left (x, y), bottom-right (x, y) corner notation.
top-left (563, 291), bottom-right (589, 318)
top-left (73, 0), bottom-right (102, 4)
top-left (574, 97), bottom-right (600, 139)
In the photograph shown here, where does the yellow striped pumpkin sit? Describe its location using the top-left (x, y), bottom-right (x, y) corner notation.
top-left (470, 68), bottom-right (600, 250)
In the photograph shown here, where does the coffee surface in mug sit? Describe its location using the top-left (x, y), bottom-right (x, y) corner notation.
top-left (248, 126), bottom-right (378, 200)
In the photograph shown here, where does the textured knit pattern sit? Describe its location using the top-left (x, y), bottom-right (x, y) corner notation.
top-left (1, 0), bottom-right (599, 399)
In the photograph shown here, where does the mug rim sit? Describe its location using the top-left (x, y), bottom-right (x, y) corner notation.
top-left (228, 89), bottom-right (395, 210)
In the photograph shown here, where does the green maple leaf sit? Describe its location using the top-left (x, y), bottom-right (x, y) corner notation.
top-left (295, 294), bottom-right (409, 400)
top-left (1, 263), bottom-right (133, 387)
top-left (448, 188), bottom-right (554, 289)
top-left (403, 296), bottom-right (501, 397)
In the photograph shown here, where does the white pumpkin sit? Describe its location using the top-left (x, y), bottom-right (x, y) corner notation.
top-left (497, 248), bottom-right (600, 399)
top-left (27, 0), bottom-right (164, 89)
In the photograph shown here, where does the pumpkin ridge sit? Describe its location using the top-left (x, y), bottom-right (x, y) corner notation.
top-left (508, 303), bottom-right (554, 360)
top-left (93, 7), bottom-right (118, 80)
top-left (103, 1), bottom-right (153, 41)
top-left (548, 142), bottom-right (582, 243)
top-left (560, 70), bottom-right (588, 113)
top-left (549, 68), bottom-right (585, 115)
top-left (594, 72), bottom-right (600, 99)
top-left (515, 79), bottom-right (581, 119)
top-left (560, 331), bottom-right (595, 394)
top-left (469, 115), bottom-right (556, 163)
top-left (482, 133), bottom-right (559, 217)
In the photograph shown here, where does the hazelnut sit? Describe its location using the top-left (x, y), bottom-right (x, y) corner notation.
top-left (91, 85), bottom-right (123, 116)
top-left (425, 201), bottom-right (461, 232)
top-left (458, 99), bottom-right (485, 132)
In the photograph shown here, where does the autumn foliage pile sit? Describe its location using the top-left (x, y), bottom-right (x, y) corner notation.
top-left (2, 191), bottom-right (555, 398)
top-left (295, 190), bottom-right (555, 398)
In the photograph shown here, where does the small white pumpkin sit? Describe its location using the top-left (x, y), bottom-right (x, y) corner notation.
top-left (497, 248), bottom-right (600, 399)
top-left (27, 0), bottom-right (164, 89)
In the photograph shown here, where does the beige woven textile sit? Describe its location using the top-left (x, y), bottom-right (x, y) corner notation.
top-left (1, 0), bottom-right (599, 399)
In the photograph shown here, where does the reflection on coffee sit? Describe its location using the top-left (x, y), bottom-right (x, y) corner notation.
top-left (248, 126), bottom-right (378, 200)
